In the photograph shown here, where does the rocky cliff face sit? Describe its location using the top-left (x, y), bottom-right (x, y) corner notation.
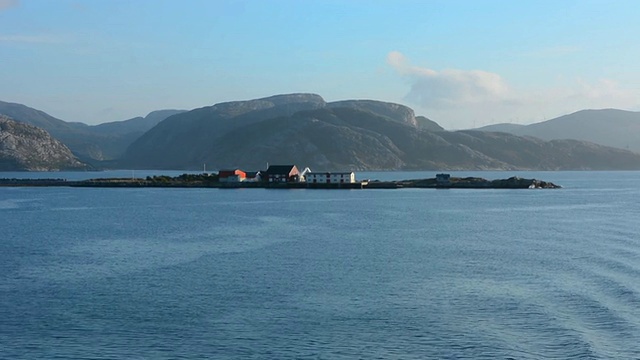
top-left (327, 100), bottom-right (417, 127)
top-left (0, 116), bottom-right (87, 171)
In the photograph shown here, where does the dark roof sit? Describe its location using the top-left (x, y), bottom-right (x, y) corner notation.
top-left (264, 165), bottom-right (297, 175)
top-left (218, 169), bottom-right (245, 177)
top-left (245, 171), bottom-right (261, 178)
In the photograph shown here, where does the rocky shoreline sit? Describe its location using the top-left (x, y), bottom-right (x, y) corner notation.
top-left (0, 175), bottom-right (561, 189)
top-left (386, 176), bottom-right (561, 189)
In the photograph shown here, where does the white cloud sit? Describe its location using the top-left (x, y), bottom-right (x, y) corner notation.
top-left (387, 51), bottom-right (512, 108)
top-left (0, 0), bottom-right (18, 11)
top-left (386, 51), bottom-right (640, 129)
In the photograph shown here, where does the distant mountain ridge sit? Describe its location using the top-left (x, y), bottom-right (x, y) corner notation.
top-left (0, 115), bottom-right (87, 171)
top-left (4, 96), bottom-right (640, 171)
top-left (476, 109), bottom-right (640, 153)
top-left (122, 93), bottom-right (327, 169)
top-left (119, 94), bottom-right (640, 171)
top-left (0, 100), bottom-right (185, 161)
top-left (93, 110), bottom-right (186, 135)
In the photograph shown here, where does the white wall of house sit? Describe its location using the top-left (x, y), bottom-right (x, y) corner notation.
top-left (306, 172), bottom-right (356, 184)
top-left (268, 175), bottom-right (288, 182)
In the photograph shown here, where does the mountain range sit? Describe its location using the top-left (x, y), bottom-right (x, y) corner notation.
top-left (476, 109), bottom-right (640, 153)
top-left (1, 95), bottom-right (640, 172)
top-left (119, 94), bottom-right (640, 171)
top-left (0, 100), bottom-right (184, 162)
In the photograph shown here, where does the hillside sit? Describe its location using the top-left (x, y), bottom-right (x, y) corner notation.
top-left (92, 110), bottom-right (186, 135)
top-left (475, 123), bottom-right (526, 133)
top-left (119, 95), bottom-right (640, 171)
top-left (416, 116), bottom-right (444, 131)
top-left (0, 100), bottom-right (184, 161)
top-left (203, 109), bottom-right (640, 171)
top-left (476, 109), bottom-right (640, 153)
top-left (84, 110), bottom-right (187, 162)
top-left (0, 116), bottom-right (88, 171)
top-left (122, 94), bottom-right (327, 168)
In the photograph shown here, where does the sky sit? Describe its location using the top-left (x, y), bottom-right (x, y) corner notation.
top-left (1, 0), bottom-right (640, 129)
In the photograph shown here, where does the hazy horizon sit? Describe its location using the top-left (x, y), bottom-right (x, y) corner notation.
top-left (2, 0), bottom-right (640, 129)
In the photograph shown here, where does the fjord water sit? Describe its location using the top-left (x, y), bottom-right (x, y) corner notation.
top-left (2, 172), bottom-right (639, 359)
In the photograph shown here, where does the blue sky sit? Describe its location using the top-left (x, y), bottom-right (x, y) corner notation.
top-left (1, 0), bottom-right (639, 129)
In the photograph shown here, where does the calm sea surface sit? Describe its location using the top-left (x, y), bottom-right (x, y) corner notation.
top-left (1, 171), bottom-right (639, 359)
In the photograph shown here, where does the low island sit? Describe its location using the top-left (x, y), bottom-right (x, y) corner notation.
top-left (371, 174), bottom-right (561, 189)
top-left (0, 173), bottom-right (561, 189)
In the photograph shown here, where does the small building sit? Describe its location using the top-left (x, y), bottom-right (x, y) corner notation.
top-left (436, 173), bottom-right (451, 186)
top-left (299, 167), bottom-right (312, 182)
top-left (244, 171), bottom-right (262, 183)
top-left (218, 169), bottom-right (247, 182)
top-left (263, 165), bottom-right (300, 183)
top-left (306, 171), bottom-right (356, 184)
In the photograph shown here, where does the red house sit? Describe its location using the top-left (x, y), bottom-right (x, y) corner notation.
top-left (218, 169), bottom-right (247, 182)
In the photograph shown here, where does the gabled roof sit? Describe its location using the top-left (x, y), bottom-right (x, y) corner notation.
top-left (218, 169), bottom-right (246, 177)
top-left (264, 165), bottom-right (297, 175)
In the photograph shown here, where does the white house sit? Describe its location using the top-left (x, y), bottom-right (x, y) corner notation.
top-left (299, 167), bottom-right (312, 182)
top-left (305, 172), bottom-right (356, 184)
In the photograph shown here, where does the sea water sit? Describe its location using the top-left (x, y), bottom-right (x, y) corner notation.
top-left (1, 171), bottom-right (639, 359)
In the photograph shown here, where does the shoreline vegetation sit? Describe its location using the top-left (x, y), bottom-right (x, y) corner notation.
top-left (0, 174), bottom-right (561, 189)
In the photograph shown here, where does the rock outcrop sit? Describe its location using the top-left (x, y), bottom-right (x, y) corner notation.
top-left (0, 116), bottom-right (87, 171)
top-left (376, 176), bottom-right (561, 189)
top-left (327, 99), bottom-right (417, 127)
